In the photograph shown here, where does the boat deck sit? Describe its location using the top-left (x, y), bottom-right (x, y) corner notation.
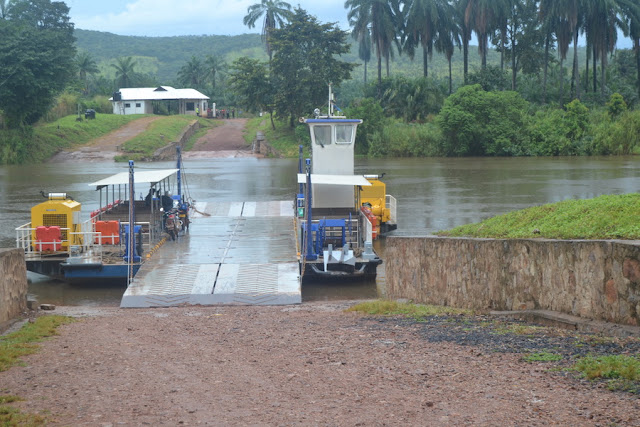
top-left (120, 201), bottom-right (301, 307)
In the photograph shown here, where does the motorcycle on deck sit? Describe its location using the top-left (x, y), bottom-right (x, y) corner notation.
top-left (162, 208), bottom-right (182, 241)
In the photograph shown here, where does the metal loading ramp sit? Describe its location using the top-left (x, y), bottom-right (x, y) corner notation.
top-left (120, 201), bottom-right (301, 308)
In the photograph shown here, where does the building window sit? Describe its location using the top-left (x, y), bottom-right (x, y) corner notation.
top-left (136, 103), bottom-right (141, 108)
top-left (186, 102), bottom-right (195, 111)
top-left (124, 103), bottom-right (131, 108)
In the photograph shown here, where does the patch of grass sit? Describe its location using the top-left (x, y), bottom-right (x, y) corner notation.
top-left (0, 315), bottom-right (74, 372)
top-left (243, 116), bottom-right (309, 158)
top-left (574, 355), bottom-right (640, 381)
top-left (523, 352), bottom-right (563, 362)
top-left (492, 324), bottom-right (546, 336)
top-left (0, 396), bottom-right (22, 404)
top-left (437, 193), bottom-right (640, 240)
top-left (183, 118), bottom-right (220, 151)
top-left (0, 404), bottom-right (46, 426)
top-left (573, 355), bottom-right (640, 393)
top-left (13, 114), bottom-right (146, 163)
top-left (121, 115), bottom-right (199, 157)
top-left (346, 299), bottom-right (471, 320)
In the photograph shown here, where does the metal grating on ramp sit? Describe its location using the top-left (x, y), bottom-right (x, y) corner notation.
top-left (120, 201), bottom-right (300, 308)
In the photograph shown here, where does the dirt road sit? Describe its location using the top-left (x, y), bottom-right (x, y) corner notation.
top-left (1, 303), bottom-right (638, 426)
top-left (48, 116), bottom-right (162, 163)
top-left (48, 117), bottom-right (256, 162)
top-left (184, 118), bottom-right (256, 159)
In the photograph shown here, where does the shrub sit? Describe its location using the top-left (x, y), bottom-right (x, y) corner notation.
top-left (436, 85), bottom-right (529, 156)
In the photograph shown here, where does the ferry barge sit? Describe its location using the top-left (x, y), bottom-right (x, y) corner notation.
top-left (296, 86), bottom-right (397, 279)
top-left (16, 151), bottom-right (190, 284)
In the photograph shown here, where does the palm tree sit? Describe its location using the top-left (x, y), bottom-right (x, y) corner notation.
top-left (455, 0), bottom-right (473, 84)
top-left (76, 52), bottom-right (99, 94)
top-left (465, 0), bottom-right (503, 68)
top-left (111, 57), bottom-right (137, 89)
top-left (587, 0), bottom-right (640, 98)
top-left (405, 0), bottom-right (457, 78)
top-left (243, 0), bottom-right (293, 61)
top-left (434, 21), bottom-right (461, 94)
top-left (346, 0), bottom-right (399, 87)
top-left (178, 56), bottom-right (204, 88)
top-left (204, 54), bottom-right (225, 89)
top-left (625, 1), bottom-right (640, 99)
top-left (0, 0), bottom-right (11, 19)
top-left (353, 26), bottom-right (372, 83)
top-left (539, 0), bottom-right (579, 103)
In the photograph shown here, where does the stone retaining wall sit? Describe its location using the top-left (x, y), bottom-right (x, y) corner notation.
top-left (0, 248), bottom-right (28, 332)
top-left (152, 119), bottom-right (200, 160)
top-left (385, 236), bottom-right (640, 326)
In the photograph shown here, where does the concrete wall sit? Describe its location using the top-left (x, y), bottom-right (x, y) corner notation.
top-left (0, 248), bottom-right (28, 332)
top-left (385, 237), bottom-right (640, 326)
top-left (152, 120), bottom-right (200, 160)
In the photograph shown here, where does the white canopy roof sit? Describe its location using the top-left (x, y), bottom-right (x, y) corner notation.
top-left (296, 174), bottom-right (372, 186)
top-left (109, 86), bottom-right (209, 101)
top-left (89, 169), bottom-right (179, 188)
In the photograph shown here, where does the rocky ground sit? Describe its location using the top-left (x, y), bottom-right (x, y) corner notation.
top-left (1, 302), bottom-right (638, 426)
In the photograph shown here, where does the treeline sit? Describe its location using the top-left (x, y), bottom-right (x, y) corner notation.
top-left (352, 84), bottom-right (640, 157)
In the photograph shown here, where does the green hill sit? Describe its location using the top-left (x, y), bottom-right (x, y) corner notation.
top-left (74, 29), bottom-right (498, 85)
top-left (75, 29), bottom-right (269, 82)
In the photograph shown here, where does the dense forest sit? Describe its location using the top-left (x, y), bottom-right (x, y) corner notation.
top-left (1, 0), bottom-right (640, 163)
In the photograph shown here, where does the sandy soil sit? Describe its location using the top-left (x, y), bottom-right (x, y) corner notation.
top-left (1, 303), bottom-right (638, 426)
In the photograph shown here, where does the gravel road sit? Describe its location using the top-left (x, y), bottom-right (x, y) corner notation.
top-left (1, 303), bottom-right (638, 426)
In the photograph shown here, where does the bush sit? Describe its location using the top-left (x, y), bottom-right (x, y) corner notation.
top-left (344, 98), bottom-right (387, 155)
top-left (436, 85), bottom-right (529, 156)
top-left (369, 121), bottom-right (442, 157)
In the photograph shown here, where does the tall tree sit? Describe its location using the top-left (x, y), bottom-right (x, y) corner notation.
top-left (345, 0), bottom-right (399, 87)
top-left (405, 0), bottom-right (457, 78)
top-left (76, 51), bottom-right (98, 94)
top-left (0, 0), bottom-right (76, 127)
top-left (465, 0), bottom-right (504, 68)
top-left (455, 0), bottom-right (473, 83)
top-left (228, 57), bottom-right (275, 129)
top-left (111, 56), bottom-right (137, 88)
top-left (353, 26), bottom-right (372, 83)
top-left (177, 55), bottom-right (204, 89)
top-left (242, 0), bottom-right (292, 61)
top-left (0, 0), bottom-right (12, 18)
top-left (270, 8), bottom-right (355, 126)
top-left (434, 15), bottom-right (461, 94)
top-left (204, 54), bottom-right (224, 90)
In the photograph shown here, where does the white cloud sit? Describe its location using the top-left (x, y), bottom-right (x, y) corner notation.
top-left (72, 0), bottom-right (351, 37)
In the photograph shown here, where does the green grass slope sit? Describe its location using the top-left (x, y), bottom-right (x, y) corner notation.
top-left (438, 194), bottom-right (640, 240)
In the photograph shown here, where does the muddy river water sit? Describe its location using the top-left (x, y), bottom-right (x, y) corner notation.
top-left (1, 156), bottom-right (638, 305)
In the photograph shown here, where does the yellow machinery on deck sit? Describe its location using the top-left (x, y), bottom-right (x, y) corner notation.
top-left (360, 176), bottom-right (392, 225)
top-left (31, 193), bottom-right (83, 250)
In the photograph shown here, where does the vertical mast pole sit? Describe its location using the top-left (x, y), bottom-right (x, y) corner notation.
top-left (127, 160), bottom-right (136, 284)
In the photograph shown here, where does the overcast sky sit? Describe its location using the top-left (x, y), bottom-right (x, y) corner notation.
top-left (67, 0), bottom-right (351, 37)
top-left (67, 0), bottom-right (634, 49)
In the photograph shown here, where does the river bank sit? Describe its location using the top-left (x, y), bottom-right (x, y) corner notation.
top-left (1, 303), bottom-right (639, 425)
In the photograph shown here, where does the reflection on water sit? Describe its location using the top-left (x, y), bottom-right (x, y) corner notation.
top-left (3, 156), bottom-right (639, 306)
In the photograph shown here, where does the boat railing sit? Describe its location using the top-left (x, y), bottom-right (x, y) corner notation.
top-left (386, 194), bottom-right (397, 224)
top-left (16, 222), bottom-right (104, 262)
top-left (361, 211), bottom-right (374, 244)
top-left (17, 219), bottom-right (155, 261)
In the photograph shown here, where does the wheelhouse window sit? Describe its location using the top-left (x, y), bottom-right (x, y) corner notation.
top-left (335, 124), bottom-right (354, 144)
top-left (313, 125), bottom-right (331, 146)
